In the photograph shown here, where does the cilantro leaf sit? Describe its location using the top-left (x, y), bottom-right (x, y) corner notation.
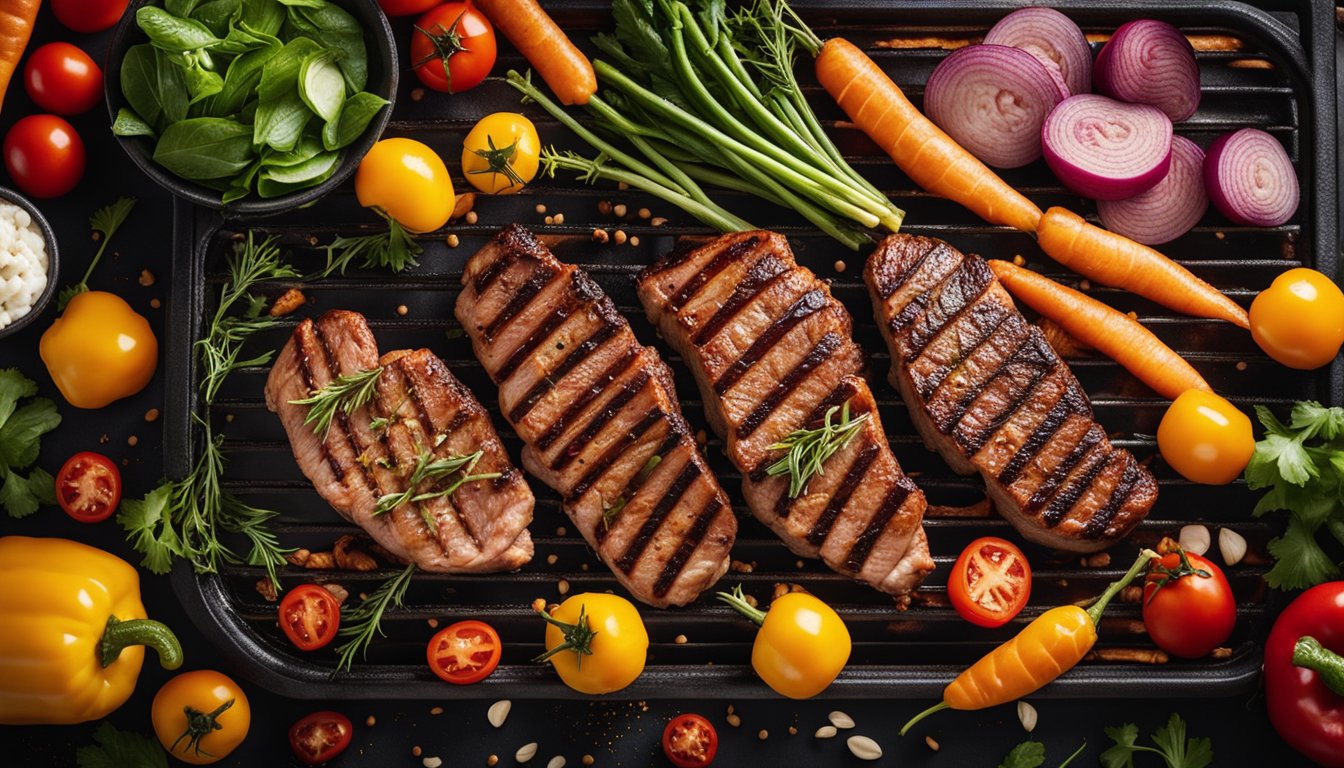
top-left (1265, 515), bottom-right (1340, 589)
top-left (117, 482), bottom-right (183, 574)
top-left (1257, 432), bottom-right (1316, 486)
top-left (1, 467), bottom-right (54, 518)
top-left (0, 398), bottom-right (61, 470)
top-left (1101, 723), bottom-right (1140, 768)
top-left (998, 741), bottom-right (1046, 768)
top-left (0, 368), bottom-right (38, 430)
top-left (1151, 713), bottom-right (1213, 768)
top-left (75, 722), bottom-right (168, 768)
top-left (1291, 401), bottom-right (1344, 441)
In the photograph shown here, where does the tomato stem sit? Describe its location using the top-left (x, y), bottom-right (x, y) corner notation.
top-left (468, 135), bottom-right (527, 189)
top-left (412, 9), bottom-right (470, 92)
top-left (1085, 549), bottom-right (1158, 626)
top-left (99, 615), bottom-right (183, 670)
top-left (1142, 546), bottom-right (1211, 604)
top-left (171, 698), bottom-right (235, 758)
top-left (715, 584), bottom-right (767, 626)
top-left (899, 701), bottom-right (949, 736)
top-left (533, 602), bottom-right (597, 668)
top-left (1293, 636), bottom-right (1344, 697)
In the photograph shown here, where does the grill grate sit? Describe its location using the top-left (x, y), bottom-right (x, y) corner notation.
top-left (166, 0), bottom-right (1337, 699)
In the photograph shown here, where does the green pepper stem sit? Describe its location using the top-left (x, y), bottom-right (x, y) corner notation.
top-left (100, 616), bottom-right (184, 670)
top-left (899, 701), bottom-right (949, 736)
top-left (1086, 549), bottom-right (1159, 626)
top-left (715, 584), bottom-right (767, 626)
top-left (1293, 636), bottom-right (1344, 697)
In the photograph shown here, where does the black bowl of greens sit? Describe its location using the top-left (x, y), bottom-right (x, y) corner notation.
top-left (105, 0), bottom-right (397, 214)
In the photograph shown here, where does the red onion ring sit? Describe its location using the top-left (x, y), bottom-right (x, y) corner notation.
top-left (1095, 19), bottom-right (1200, 122)
top-left (1097, 135), bottom-right (1208, 244)
top-left (983, 7), bottom-right (1093, 95)
top-left (1203, 128), bottom-right (1300, 227)
top-left (1042, 94), bottom-right (1173, 200)
top-left (924, 44), bottom-right (1066, 169)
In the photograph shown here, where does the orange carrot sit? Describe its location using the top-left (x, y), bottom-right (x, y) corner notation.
top-left (474, 0), bottom-right (596, 106)
top-left (988, 259), bottom-right (1212, 400)
top-left (1035, 207), bottom-right (1250, 329)
top-left (813, 37), bottom-right (1042, 233)
top-left (0, 0), bottom-right (39, 113)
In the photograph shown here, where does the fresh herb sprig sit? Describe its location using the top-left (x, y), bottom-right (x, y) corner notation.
top-left (765, 401), bottom-right (869, 498)
top-left (58, 197), bottom-right (137, 311)
top-left (603, 454), bottom-right (662, 529)
top-left (75, 722), bottom-right (168, 768)
top-left (321, 216), bottom-right (422, 277)
top-left (1243, 401), bottom-right (1344, 589)
top-left (1100, 713), bottom-right (1212, 768)
top-left (334, 562), bottom-right (417, 671)
top-left (373, 447), bottom-right (500, 521)
top-left (0, 368), bottom-right (60, 518)
top-left (290, 366), bottom-right (384, 438)
top-left (999, 740), bottom-right (1087, 768)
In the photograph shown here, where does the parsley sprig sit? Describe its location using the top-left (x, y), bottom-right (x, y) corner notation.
top-left (289, 366), bottom-right (384, 438)
top-left (75, 722), bottom-right (167, 768)
top-left (999, 740), bottom-right (1087, 768)
top-left (0, 369), bottom-right (60, 518)
top-left (58, 196), bottom-right (137, 311)
top-left (1243, 401), bottom-right (1344, 589)
top-left (334, 562), bottom-right (417, 671)
top-left (1101, 713), bottom-right (1212, 768)
top-left (322, 214), bottom-right (422, 277)
top-left (765, 401), bottom-right (868, 498)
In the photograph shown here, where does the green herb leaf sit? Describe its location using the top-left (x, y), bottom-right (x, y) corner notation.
top-left (322, 216), bottom-right (422, 276)
top-left (322, 91), bottom-right (387, 151)
top-left (0, 398), bottom-right (61, 470)
top-left (374, 448), bottom-right (499, 517)
top-left (209, 42), bottom-right (280, 117)
top-left (764, 401), bottom-right (868, 498)
top-left (121, 45), bottom-right (189, 132)
top-left (998, 741), bottom-right (1045, 768)
top-left (136, 6), bottom-right (224, 52)
top-left (289, 365), bottom-right (383, 438)
top-left (1, 467), bottom-right (53, 518)
top-left (299, 49), bottom-right (346, 123)
top-left (1265, 515), bottom-right (1340, 589)
top-left (60, 197), bottom-right (138, 310)
top-left (334, 562), bottom-right (416, 671)
top-left (1151, 713), bottom-right (1213, 768)
top-left (118, 481), bottom-right (183, 574)
top-left (76, 722), bottom-right (169, 768)
top-left (1100, 723), bottom-right (1140, 768)
top-left (154, 117), bottom-right (255, 180)
top-left (113, 107), bottom-right (158, 138)
top-left (0, 368), bottom-right (38, 430)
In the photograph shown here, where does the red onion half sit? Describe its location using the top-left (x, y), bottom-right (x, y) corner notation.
top-left (1042, 94), bottom-right (1173, 200)
top-left (1203, 128), bottom-right (1300, 227)
top-left (1095, 19), bottom-right (1200, 122)
top-left (1097, 135), bottom-right (1207, 244)
top-left (924, 44), bottom-right (1066, 169)
top-left (983, 7), bottom-right (1093, 95)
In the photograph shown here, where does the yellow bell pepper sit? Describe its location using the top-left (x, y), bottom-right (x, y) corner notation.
top-left (0, 536), bottom-right (183, 724)
top-left (39, 290), bottom-right (158, 409)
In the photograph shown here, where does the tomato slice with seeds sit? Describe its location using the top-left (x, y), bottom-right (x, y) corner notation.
top-left (662, 713), bottom-right (718, 767)
top-left (55, 451), bottom-right (121, 523)
top-left (279, 585), bottom-right (342, 651)
top-left (288, 710), bottom-right (353, 765)
top-left (427, 620), bottom-right (501, 684)
top-left (948, 536), bottom-right (1033, 628)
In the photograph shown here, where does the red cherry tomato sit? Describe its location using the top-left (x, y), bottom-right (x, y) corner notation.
top-left (426, 620), bottom-right (501, 684)
top-left (378, 0), bottom-right (439, 15)
top-left (3, 115), bottom-right (85, 199)
top-left (55, 451), bottom-right (122, 523)
top-left (288, 711), bottom-right (353, 766)
top-left (662, 713), bottom-right (718, 767)
top-left (24, 43), bottom-right (103, 115)
top-left (279, 585), bottom-right (342, 651)
top-left (948, 536), bottom-right (1032, 628)
top-left (1142, 550), bottom-right (1236, 659)
top-left (410, 3), bottom-right (496, 93)
top-left (51, 0), bottom-right (131, 33)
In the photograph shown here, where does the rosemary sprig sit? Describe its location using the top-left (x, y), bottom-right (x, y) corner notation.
top-left (334, 563), bottom-right (417, 671)
top-left (322, 215), bottom-right (422, 276)
top-left (765, 402), bottom-right (869, 499)
top-left (289, 366), bottom-right (384, 438)
top-left (373, 447), bottom-right (501, 519)
top-left (58, 196), bottom-right (138, 310)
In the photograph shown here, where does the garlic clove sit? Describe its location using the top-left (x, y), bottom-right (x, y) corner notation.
top-left (1017, 700), bottom-right (1038, 733)
top-left (1179, 524), bottom-right (1211, 556)
top-left (1219, 527), bottom-right (1247, 566)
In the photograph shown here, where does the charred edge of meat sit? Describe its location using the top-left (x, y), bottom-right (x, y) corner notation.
top-left (666, 234), bottom-right (763, 312)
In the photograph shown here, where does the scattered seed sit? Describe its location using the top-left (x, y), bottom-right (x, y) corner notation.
top-left (925, 735), bottom-right (940, 752)
top-left (545, 216), bottom-right (555, 225)
top-left (430, 706), bottom-right (444, 715)
top-left (614, 230), bottom-right (628, 245)
top-left (397, 305), bottom-right (409, 316)
top-left (554, 213), bottom-right (565, 225)
top-left (488, 700), bottom-right (512, 728)
top-left (447, 234), bottom-right (460, 248)
top-left (1013, 254), bottom-right (1026, 266)
top-left (613, 204), bottom-right (628, 217)
top-left (597, 200), bottom-right (612, 215)
top-left (1018, 700), bottom-right (1038, 732)
top-left (139, 269), bottom-right (156, 287)
top-left (847, 735), bottom-right (882, 761)
top-left (413, 746), bottom-right (423, 757)
top-left (1215, 231), bottom-right (1226, 240)
top-left (630, 236), bottom-right (640, 247)
top-left (488, 756), bottom-right (499, 767)
top-left (695, 429), bottom-right (706, 445)
top-left (582, 756), bottom-right (594, 766)
top-left (651, 217), bottom-right (668, 227)
top-left (674, 634), bottom-right (687, 644)
top-left (796, 559), bottom-right (805, 569)
top-left (225, 413), bottom-right (234, 422)
top-left (269, 287), bottom-right (306, 317)
top-left (788, 726), bottom-right (797, 735)
top-left (592, 228), bottom-right (609, 243)
top-left (1235, 360), bottom-right (1247, 371)
top-left (580, 563), bottom-right (588, 571)
top-left (638, 207), bottom-right (651, 219)
top-left (516, 743), bottom-right (538, 763)
top-left (617, 181), bottom-right (630, 190)
top-left (558, 579), bottom-right (570, 595)
top-left (1079, 279), bottom-right (1091, 290)
top-left (365, 715), bottom-right (376, 727)
top-left (1179, 524), bottom-right (1211, 556)
top-left (547, 757), bottom-right (566, 768)
top-left (1081, 552), bottom-right (1111, 568)
top-left (144, 408), bottom-right (160, 422)
top-left (411, 87), bottom-right (425, 102)
top-left (465, 211), bottom-right (479, 225)
top-left (1219, 527), bottom-right (1247, 565)
top-left (833, 260), bottom-right (847, 273)
top-left (427, 617), bottom-right (439, 628)
top-left (758, 730), bottom-right (768, 740)
top-left (536, 204), bottom-right (547, 214)
top-left (547, 554), bottom-right (558, 565)
top-left (828, 711), bottom-right (855, 729)
top-left (127, 435), bottom-right (139, 446)
top-left (726, 713), bottom-right (741, 728)
top-left (727, 704), bottom-right (734, 714)
top-left (815, 725), bottom-right (837, 739)
top-left (150, 298), bottom-right (161, 309)
top-left (99, 434), bottom-right (108, 444)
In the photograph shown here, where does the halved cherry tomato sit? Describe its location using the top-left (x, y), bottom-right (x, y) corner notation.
top-left (378, 0), bottom-right (439, 15)
top-left (3, 114), bottom-right (85, 199)
top-left (411, 3), bottom-right (496, 94)
top-left (948, 536), bottom-right (1032, 628)
top-left (427, 620), bottom-right (501, 684)
top-left (51, 0), bottom-right (130, 33)
top-left (288, 711), bottom-right (353, 766)
top-left (1157, 389), bottom-right (1255, 485)
top-left (1142, 549), bottom-right (1235, 659)
top-left (55, 451), bottom-right (122, 523)
top-left (1250, 267), bottom-right (1344, 370)
top-left (24, 43), bottom-right (103, 115)
top-left (662, 713), bottom-right (718, 767)
top-left (279, 585), bottom-right (341, 651)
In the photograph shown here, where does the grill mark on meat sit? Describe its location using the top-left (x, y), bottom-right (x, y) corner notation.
top-left (494, 291), bottom-right (582, 384)
top-left (1041, 441), bottom-right (1113, 527)
top-left (935, 330), bottom-right (1034, 434)
top-left (875, 237), bottom-right (941, 298)
top-left (806, 442), bottom-right (880, 545)
top-left (844, 477), bottom-right (917, 572)
top-left (589, 424), bottom-right (675, 547)
top-left (310, 321), bottom-right (380, 494)
top-left (997, 385), bottom-right (1091, 487)
top-left (713, 288), bottom-right (828, 395)
top-left (615, 460), bottom-right (702, 573)
top-left (654, 497), bottom-right (723, 598)
top-left (535, 346), bottom-right (641, 451)
top-left (904, 258), bottom-right (995, 357)
top-left (549, 368), bottom-right (652, 472)
top-left (694, 254), bottom-right (790, 346)
top-left (292, 336), bottom-right (352, 486)
top-left (764, 382), bottom-right (867, 510)
top-left (955, 337), bottom-right (1055, 455)
top-left (572, 408), bottom-right (665, 502)
top-left (472, 247), bottom-right (519, 293)
top-left (508, 321), bottom-right (620, 424)
top-left (736, 332), bottom-right (844, 439)
top-left (914, 304), bottom-right (1012, 400)
top-left (1085, 461), bottom-right (1140, 538)
top-left (483, 267), bottom-right (557, 341)
top-left (668, 234), bottom-right (760, 312)
top-left (1025, 427), bottom-right (1103, 512)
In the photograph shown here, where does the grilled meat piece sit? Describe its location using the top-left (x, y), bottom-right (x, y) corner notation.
top-left (455, 225), bottom-right (737, 608)
top-left (637, 231), bottom-right (934, 599)
top-left (266, 310), bottom-right (534, 572)
top-left (865, 235), bottom-right (1157, 552)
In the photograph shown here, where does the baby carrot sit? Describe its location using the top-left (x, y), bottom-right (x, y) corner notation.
top-left (1036, 207), bottom-right (1250, 329)
top-left (0, 0), bottom-right (40, 112)
top-left (812, 37), bottom-right (1043, 234)
top-left (474, 0), bottom-right (596, 105)
top-left (988, 260), bottom-right (1213, 400)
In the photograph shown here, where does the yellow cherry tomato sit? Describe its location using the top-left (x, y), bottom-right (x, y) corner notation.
top-left (1157, 389), bottom-right (1255, 485)
top-left (461, 112), bottom-right (539, 195)
top-left (354, 137), bottom-right (454, 232)
top-left (39, 290), bottom-right (157, 409)
top-left (719, 585), bottom-right (851, 699)
top-left (537, 593), bottom-right (647, 695)
top-left (151, 670), bottom-right (251, 765)
top-left (1250, 267), bottom-right (1344, 370)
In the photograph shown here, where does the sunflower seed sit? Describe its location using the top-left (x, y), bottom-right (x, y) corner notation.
top-left (1017, 700), bottom-right (1038, 733)
top-left (488, 700), bottom-right (511, 728)
top-left (1219, 527), bottom-right (1247, 565)
top-left (814, 725), bottom-right (838, 739)
top-left (547, 758), bottom-right (566, 768)
top-left (828, 711), bottom-right (855, 729)
top-left (1179, 524), bottom-right (1211, 556)
top-left (516, 743), bottom-right (538, 763)
top-left (422, 759), bottom-right (442, 768)
top-left (847, 735), bottom-right (883, 761)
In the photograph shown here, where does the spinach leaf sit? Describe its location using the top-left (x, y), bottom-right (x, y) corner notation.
top-left (277, 0), bottom-right (325, 6)
top-left (217, 20), bottom-right (281, 55)
top-left (291, 3), bottom-right (366, 91)
top-left (221, 158), bottom-right (264, 204)
top-left (165, 0), bottom-right (203, 16)
top-left (120, 45), bottom-right (190, 132)
top-left (253, 91), bottom-right (311, 152)
top-left (256, 36), bottom-right (323, 100)
top-left (240, 0), bottom-right (286, 36)
top-left (191, 0), bottom-right (244, 38)
top-left (257, 155), bottom-right (339, 197)
top-left (299, 50), bottom-right (345, 123)
top-left (262, 136), bottom-right (324, 167)
top-left (322, 90), bottom-right (385, 150)
top-left (112, 108), bottom-right (158, 138)
top-left (136, 6), bottom-right (223, 52)
top-left (262, 149), bottom-right (338, 184)
top-left (181, 57), bottom-right (225, 105)
top-left (208, 41), bottom-right (279, 117)
top-left (153, 118), bottom-right (255, 179)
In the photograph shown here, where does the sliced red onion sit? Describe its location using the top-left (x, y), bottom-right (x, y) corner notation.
top-left (1097, 135), bottom-right (1207, 244)
top-left (924, 44), bottom-right (1066, 169)
top-left (1042, 94), bottom-right (1173, 200)
top-left (1095, 19), bottom-right (1200, 122)
top-left (1203, 128), bottom-right (1300, 227)
top-left (983, 7), bottom-right (1092, 95)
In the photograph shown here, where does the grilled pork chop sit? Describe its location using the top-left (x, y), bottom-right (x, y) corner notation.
top-left (455, 225), bottom-right (737, 608)
top-left (266, 310), bottom-right (534, 572)
top-left (637, 231), bottom-right (934, 599)
top-left (865, 235), bottom-right (1157, 552)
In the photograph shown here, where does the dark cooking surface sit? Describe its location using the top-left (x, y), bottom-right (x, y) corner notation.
top-left (0, 0), bottom-right (1337, 764)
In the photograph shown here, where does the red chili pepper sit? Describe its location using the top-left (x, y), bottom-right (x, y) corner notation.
top-left (1265, 582), bottom-right (1344, 767)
